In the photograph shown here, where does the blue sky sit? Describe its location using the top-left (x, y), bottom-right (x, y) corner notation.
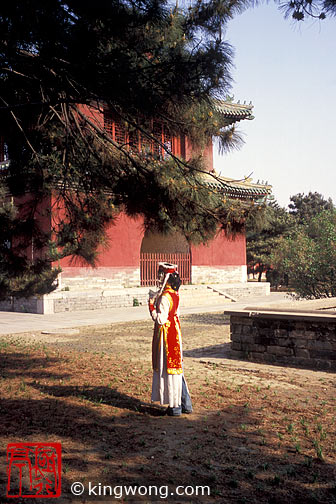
top-left (213, 3), bottom-right (336, 208)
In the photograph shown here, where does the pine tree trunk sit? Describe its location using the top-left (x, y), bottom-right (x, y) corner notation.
top-left (258, 267), bottom-right (263, 282)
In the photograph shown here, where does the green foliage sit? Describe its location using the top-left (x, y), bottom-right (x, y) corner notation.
top-left (278, 0), bottom-right (336, 21)
top-left (0, 0), bottom-right (268, 300)
top-left (4, 0), bottom-right (329, 299)
top-left (246, 200), bottom-right (293, 283)
top-left (247, 193), bottom-right (336, 295)
top-left (272, 210), bottom-right (336, 299)
top-left (288, 192), bottom-right (334, 225)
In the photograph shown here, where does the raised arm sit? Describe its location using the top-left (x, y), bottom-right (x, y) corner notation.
top-left (148, 294), bottom-right (171, 325)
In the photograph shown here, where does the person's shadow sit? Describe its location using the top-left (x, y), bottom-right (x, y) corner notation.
top-left (31, 382), bottom-right (167, 416)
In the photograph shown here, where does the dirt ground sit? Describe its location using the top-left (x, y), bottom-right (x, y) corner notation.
top-left (0, 313), bottom-right (335, 503)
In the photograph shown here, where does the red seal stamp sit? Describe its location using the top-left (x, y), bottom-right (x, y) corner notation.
top-left (6, 443), bottom-right (62, 498)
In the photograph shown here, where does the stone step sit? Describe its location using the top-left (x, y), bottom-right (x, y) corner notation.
top-left (53, 288), bottom-right (230, 303)
top-left (48, 283), bottom-right (232, 312)
top-left (44, 278), bottom-right (270, 313)
top-left (60, 278), bottom-right (218, 291)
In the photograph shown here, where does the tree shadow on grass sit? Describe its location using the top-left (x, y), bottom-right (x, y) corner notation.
top-left (0, 350), bottom-right (335, 503)
top-left (184, 343), bottom-right (232, 359)
top-left (1, 393), bottom-right (335, 503)
top-left (181, 313), bottom-right (230, 326)
top-left (186, 343), bottom-right (336, 374)
top-left (0, 352), bottom-right (68, 380)
top-left (31, 382), bottom-right (167, 416)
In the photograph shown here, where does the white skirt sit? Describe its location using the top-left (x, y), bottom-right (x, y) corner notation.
top-left (151, 333), bottom-right (183, 408)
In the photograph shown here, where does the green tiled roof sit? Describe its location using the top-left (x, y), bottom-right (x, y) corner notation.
top-left (213, 98), bottom-right (254, 122)
top-left (202, 172), bottom-right (271, 200)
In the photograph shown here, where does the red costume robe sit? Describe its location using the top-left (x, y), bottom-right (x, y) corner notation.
top-left (150, 284), bottom-right (184, 407)
top-left (152, 285), bottom-right (183, 375)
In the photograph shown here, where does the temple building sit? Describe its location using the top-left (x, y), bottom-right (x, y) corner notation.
top-left (56, 100), bottom-right (271, 287)
top-left (0, 99), bottom-right (271, 312)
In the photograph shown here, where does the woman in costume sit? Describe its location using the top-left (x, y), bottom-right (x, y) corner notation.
top-left (148, 262), bottom-right (192, 416)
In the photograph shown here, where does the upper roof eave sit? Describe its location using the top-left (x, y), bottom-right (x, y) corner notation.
top-left (202, 172), bottom-right (272, 198)
top-left (212, 98), bottom-right (254, 121)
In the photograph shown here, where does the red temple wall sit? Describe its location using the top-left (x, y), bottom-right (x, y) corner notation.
top-left (191, 231), bottom-right (246, 266)
top-left (57, 211), bottom-right (144, 270)
top-left (56, 209), bottom-right (246, 272)
top-left (184, 137), bottom-right (214, 173)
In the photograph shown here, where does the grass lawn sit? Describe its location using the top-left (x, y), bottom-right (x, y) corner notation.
top-left (0, 313), bottom-right (335, 503)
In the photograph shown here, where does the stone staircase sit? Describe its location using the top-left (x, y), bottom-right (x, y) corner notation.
top-left (0, 277), bottom-right (270, 314)
top-left (50, 280), bottom-right (233, 313)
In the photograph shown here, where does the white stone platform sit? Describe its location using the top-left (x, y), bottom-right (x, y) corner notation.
top-left (0, 281), bottom-right (270, 314)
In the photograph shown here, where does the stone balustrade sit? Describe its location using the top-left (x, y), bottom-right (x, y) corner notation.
top-left (227, 300), bottom-right (336, 370)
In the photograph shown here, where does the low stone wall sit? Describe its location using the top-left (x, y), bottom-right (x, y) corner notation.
top-left (52, 290), bottom-right (147, 313)
top-left (0, 297), bottom-right (40, 313)
top-left (0, 290), bottom-right (148, 314)
top-left (228, 307), bottom-right (336, 370)
top-left (61, 267), bottom-right (141, 288)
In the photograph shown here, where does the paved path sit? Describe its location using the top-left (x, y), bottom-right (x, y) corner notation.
top-left (0, 292), bottom-right (291, 335)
